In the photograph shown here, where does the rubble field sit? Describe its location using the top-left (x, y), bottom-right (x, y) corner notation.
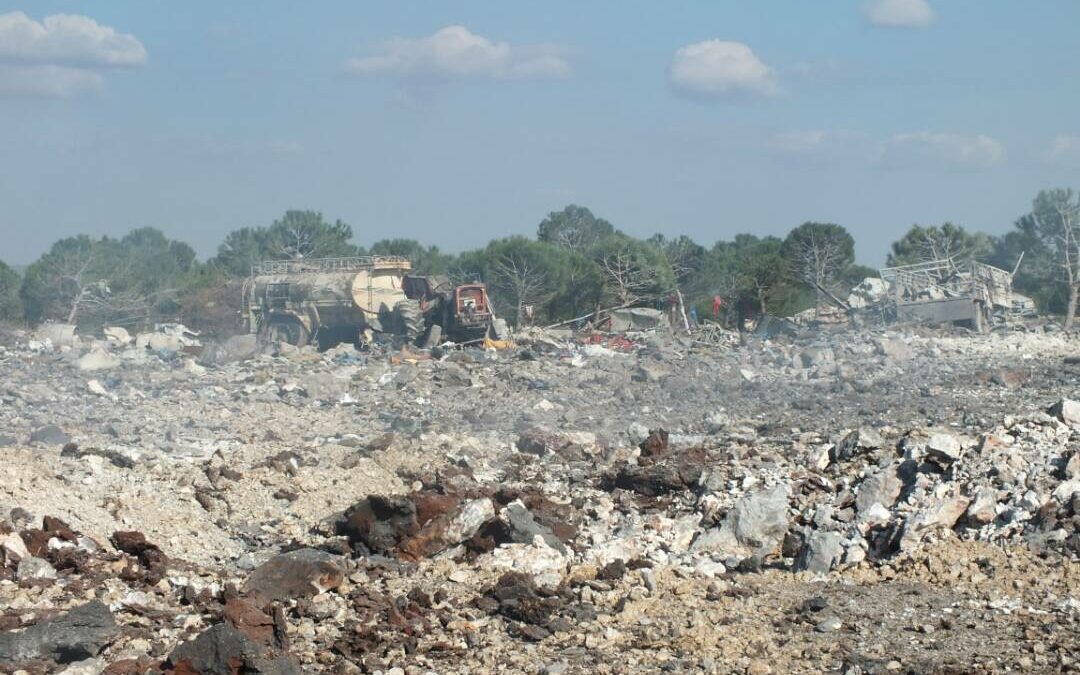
top-left (1, 323), bottom-right (1079, 674)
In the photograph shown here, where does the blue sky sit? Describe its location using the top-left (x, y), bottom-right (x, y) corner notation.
top-left (1, 0), bottom-right (1078, 265)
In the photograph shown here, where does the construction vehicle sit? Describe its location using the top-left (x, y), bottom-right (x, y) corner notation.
top-left (243, 256), bottom-right (495, 349)
top-left (244, 256), bottom-right (424, 349)
top-left (402, 275), bottom-right (494, 346)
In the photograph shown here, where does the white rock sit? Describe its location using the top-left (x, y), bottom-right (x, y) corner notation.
top-left (56, 658), bottom-right (104, 675)
top-left (487, 537), bottom-right (569, 592)
top-left (77, 349), bottom-right (121, 372)
top-left (692, 483), bottom-right (790, 559)
top-left (16, 556), bottom-right (57, 581)
top-left (926, 432), bottom-right (963, 466)
top-left (444, 498), bottom-right (495, 544)
top-left (1051, 399), bottom-right (1080, 426)
top-left (965, 487), bottom-right (998, 525)
top-left (1053, 479), bottom-right (1080, 504)
top-left (1, 531), bottom-right (30, 563)
top-left (103, 326), bottom-right (132, 345)
top-left (693, 558), bottom-right (727, 578)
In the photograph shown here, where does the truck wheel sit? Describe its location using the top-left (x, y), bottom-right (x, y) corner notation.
top-left (394, 300), bottom-right (425, 343)
top-left (264, 317), bottom-right (309, 347)
top-left (422, 323), bottom-right (443, 349)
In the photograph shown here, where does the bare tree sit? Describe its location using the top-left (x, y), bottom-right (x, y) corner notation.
top-left (34, 239), bottom-right (104, 325)
top-left (491, 253), bottom-right (551, 326)
top-left (36, 241), bottom-right (157, 328)
top-left (784, 223), bottom-right (855, 307)
top-left (1029, 190), bottom-right (1080, 328)
top-left (649, 235), bottom-right (702, 287)
top-left (598, 246), bottom-right (659, 306)
top-left (279, 222), bottom-right (315, 259)
top-left (1059, 205), bottom-right (1080, 329)
top-left (794, 233), bottom-right (845, 289)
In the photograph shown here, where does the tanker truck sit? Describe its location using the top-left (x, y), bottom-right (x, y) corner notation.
top-left (243, 256), bottom-right (424, 349)
top-left (243, 256), bottom-right (496, 349)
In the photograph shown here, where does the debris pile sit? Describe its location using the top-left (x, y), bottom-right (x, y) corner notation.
top-left (0, 320), bottom-right (1078, 672)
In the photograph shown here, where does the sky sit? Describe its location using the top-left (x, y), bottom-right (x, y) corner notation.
top-left (1, 0), bottom-right (1079, 266)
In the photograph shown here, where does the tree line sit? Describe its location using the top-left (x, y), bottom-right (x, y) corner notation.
top-left (1, 187), bottom-right (1078, 334)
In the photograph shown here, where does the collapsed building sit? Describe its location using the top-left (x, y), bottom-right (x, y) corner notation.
top-left (797, 257), bottom-right (1036, 332)
top-left (875, 258), bottom-right (1033, 331)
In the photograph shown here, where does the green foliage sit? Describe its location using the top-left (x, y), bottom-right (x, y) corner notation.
top-left (0, 260), bottom-right (21, 322)
top-left (648, 234), bottom-right (707, 287)
top-left (476, 236), bottom-right (569, 324)
top-left (21, 235), bottom-right (109, 325)
top-left (363, 239), bottom-right (453, 275)
top-left (840, 264), bottom-right (878, 289)
top-left (19, 229), bottom-right (199, 329)
top-left (537, 205), bottom-right (615, 252)
top-left (213, 210), bottom-right (357, 275)
top-left (680, 235), bottom-right (809, 323)
top-left (591, 233), bottom-right (676, 306)
top-left (991, 221), bottom-right (1062, 312)
top-left (782, 222), bottom-right (856, 290)
top-left (212, 227), bottom-right (267, 276)
top-left (992, 189), bottom-right (1080, 316)
top-left (39, 195), bottom-right (1080, 331)
top-left (886, 223), bottom-right (993, 267)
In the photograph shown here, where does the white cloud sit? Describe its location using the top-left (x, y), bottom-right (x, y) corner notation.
top-left (862, 0), bottom-right (935, 28)
top-left (0, 11), bottom-right (145, 98)
top-left (0, 11), bottom-right (146, 66)
top-left (884, 132), bottom-right (1005, 169)
top-left (344, 26), bottom-right (570, 81)
top-left (1046, 136), bottom-right (1080, 168)
top-left (669, 40), bottom-right (778, 99)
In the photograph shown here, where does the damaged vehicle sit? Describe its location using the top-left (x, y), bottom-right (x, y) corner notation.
top-left (243, 256), bottom-right (496, 349)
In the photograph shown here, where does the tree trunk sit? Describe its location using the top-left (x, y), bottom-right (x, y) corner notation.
top-left (1067, 283), bottom-right (1079, 330)
top-left (67, 289), bottom-right (82, 324)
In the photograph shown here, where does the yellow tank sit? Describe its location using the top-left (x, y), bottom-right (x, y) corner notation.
top-left (244, 256), bottom-right (417, 346)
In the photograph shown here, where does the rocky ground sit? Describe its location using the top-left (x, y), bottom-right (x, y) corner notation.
top-left (1, 321), bottom-right (1079, 674)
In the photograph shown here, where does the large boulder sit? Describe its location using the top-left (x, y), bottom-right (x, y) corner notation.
top-left (502, 500), bottom-right (566, 553)
top-left (397, 497), bottom-right (495, 560)
top-left (34, 324), bottom-right (78, 349)
top-left (200, 334), bottom-right (260, 365)
top-left (76, 349), bottom-right (121, 372)
top-left (925, 432), bottom-right (964, 468)
top-left (899, 496), bottom-right (970, 551)
top-left (1051, 399), bottom-right (1080, 426)
top-left (167, 623), bottom-right (297, 675)
top-left (795, 531), bottom-right (844, 574)
top-left (0, 601), bottom-right (118, 666)
top-left (855, 464), bottom-right (903, 513)
top-left (964, 487), bottom-right (998, 525)
top-left (29, 424), bottom-right (70, 446)
top-left (243, 548), bottom-right (346, 606)
top-left (835, 428), bottom-right (883, 461)
top-left (692, 483), bottom-right (790, 560)
top-left (487, 537), bottom-right (570, 592)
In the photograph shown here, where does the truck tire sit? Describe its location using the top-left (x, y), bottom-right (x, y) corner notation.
top-left (264, 316), bottom-right (309, 347)
top-left (422, 323), bottom-right (443, 349)
top-left (394, 300), bottom-right (425, 343)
